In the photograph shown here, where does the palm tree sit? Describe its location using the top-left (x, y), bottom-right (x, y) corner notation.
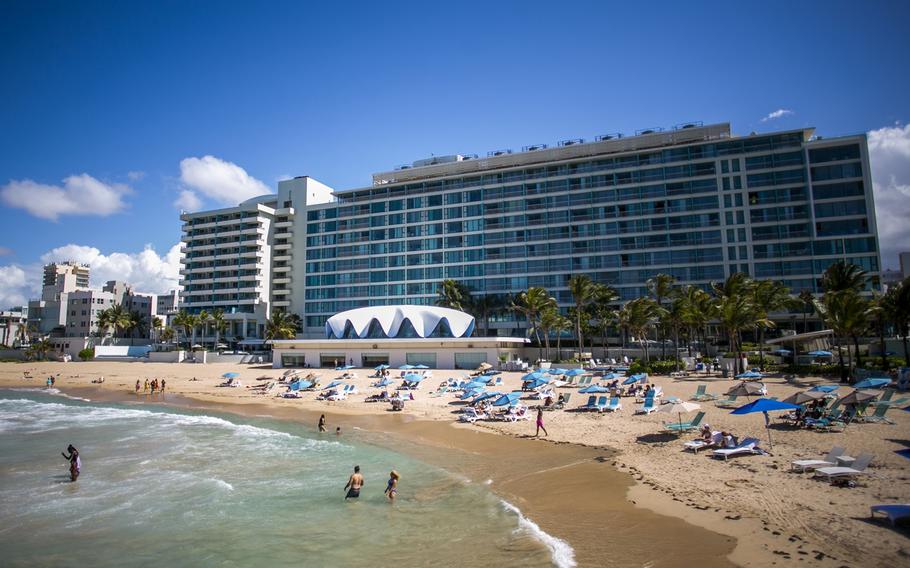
top-left (621, 297), bottom-right (661, 362)
top-left (891, 277), bottom-right (910, 365)
top-left (591, 286), bottom-right (618, 360)
top-left (869, 291), bottom-right (890, 371)
top-left (554, 313), bottom-right (573, 362)
top-left (265, 310), bottom-right (297, 340)
top-left (197, 309), bottom-right (210, 347)
top-left (126, 310), bottom-right (147, 342)
top-left (711, 273), bottom-right (766, 375)
top-left (679, 285), bottom-right (713, 357)
top-left (468, 294), bottom-right (507, 337)
top-left (647, 274), bottom-right (676, 358)
top-left (798, 289), bottom-right (815, 333)
top-left (171, 310), bottom-right (189, 348)
top-left (211, 309), bottom-right (228, 348)
top-left (538, 306), bottom-right (560, 361)
top-left (567, 274), bottom-right (597, 355)
top-left (814, 290), bottom-right (869, 382)
top-left (662, 297), bottom-right (688, 371)
top-left (159, 326), bottom-right (176, 345)
top-left (821, 261), bottom-right (867, 294)
top-left (151, 316), bottom-right (164, 343)
top-left (97, 305), bottom-right (130, 344)
top-left (27, 338), bottom-right (53, 361)
top-left (750, 280), bottom-right (795, 370)
top-left (512, 287), bottom-right (557, 361)
top-left (436, 279), bottom-right (470, 311)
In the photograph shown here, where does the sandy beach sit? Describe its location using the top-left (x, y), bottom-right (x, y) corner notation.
top-left (2, 360), bottom-right (908, 567)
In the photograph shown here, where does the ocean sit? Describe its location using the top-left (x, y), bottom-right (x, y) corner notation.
top-left (0, 389), bottom-right (573, 567)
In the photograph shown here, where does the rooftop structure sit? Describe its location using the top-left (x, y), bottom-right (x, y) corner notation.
top-left (325, 305), bottom-right (475, 339)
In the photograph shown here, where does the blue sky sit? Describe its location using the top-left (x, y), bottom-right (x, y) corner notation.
top-left (1, 0), bottom-right (909, 305)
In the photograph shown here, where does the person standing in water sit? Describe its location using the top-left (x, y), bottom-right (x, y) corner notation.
top-left (535, 407), bottom-right (548, 437)
top-left (318, 414), bottom-right (327, 432)
top-left (384, 470), bottom-right (399, 501)
top-left (143, 379), bottom-right (149, 393)
top-left (344, 465), bottom-right (363, 500)
top-left (46, 377), bottom-right (52, 389)
top-left (135, 380), bottom-right (141, 393)
top-left (161, 379), bottom-right (166, 392)
top-left (61, 445), bottom-right (81, 482)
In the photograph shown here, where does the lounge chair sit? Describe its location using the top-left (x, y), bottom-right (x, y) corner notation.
top-left (664, 411), bottom-right (706, 433)
top-left (691, 384), bottom-right (717, 401)
top-left (859, 405), bottom-right (895, 424)
top-left (502, 405), bottom-right (531, 422)
top-left (712, 437), bottom-right (763, 460)
top-left (429, 386), bottom-right (449, 397)
top-left (814, 453), bottom-right (874, 480)
top-left (685, 432), bottom-right (721, 453)
top-left (870, 504), bottom-right (910, 526)
top-left (714, 394), bottom-right (739, 408)
top-left (594, 396), bottom-right (608, 412)
top-left (635, 396), bottom-right (657, 415)
top-left (459, 406), bottom-right (487, 423)
top-left (578, 395), bottom-right (598, 411)
top-left (805, 410), bottom-right (846, 432)
top-left (603, 396), bottom-right (622, 412)
top-left (790, 446), bottom-right (846, 472)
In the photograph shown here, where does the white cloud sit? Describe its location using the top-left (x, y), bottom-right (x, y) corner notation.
top-left (40, 243), bottom-right (182, 294)
top-left (0, 265), bottom-right (28, 308)
top-left (127, 171), bottom-right (146, 181)
top-left (761, 109), bottom-right (794, 122)
top-left (178, 155), bottom-right (271, 206)
top-left (174, 189), bottom-right (203, 212)
top-left (0, 174), bottom-right (131, 221)
top-left (868, 123), bottom-right (910, 269)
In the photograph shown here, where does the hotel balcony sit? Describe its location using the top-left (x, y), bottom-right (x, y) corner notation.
top-left (273, 277), bottom-right (291, 285)
top-left (272, 288), bottom-right (291, 295)
top-left (273, 253), bottom-right (292, 262)
top-left (273, 243), bottom-right (292, 251)
top-left (272, 299), bottom-right (290, 307)
top-left (273, 265), bottom-right (291, 273)
top-left (274, 220), bottom-right (293, 229)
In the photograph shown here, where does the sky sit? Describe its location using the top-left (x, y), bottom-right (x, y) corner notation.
top-left (1, 0), bottom-right (909, 307)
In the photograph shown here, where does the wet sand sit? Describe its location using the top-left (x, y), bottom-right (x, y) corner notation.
top-left (67, 384), bottom-right (735, 567)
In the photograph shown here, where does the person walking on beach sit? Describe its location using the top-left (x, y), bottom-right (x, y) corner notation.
top-left (344, 465), bottom-right (363, 500)
top-left (535, 407), bottom-right (548, 437)
top-left (384, 470), bottom-right (399, 501)
top-left (161, 379), bottom-right (166, 392)
top-left (135, 380), bottom-right (141, 393)
top-left (61, 444), bottom-right (81, 482)
top-left (143, 379), bottom-right (149, 393)
top-left (46, 376), bottom-right (53, 389)
top-left (318, 414), bottom-right (327, 432)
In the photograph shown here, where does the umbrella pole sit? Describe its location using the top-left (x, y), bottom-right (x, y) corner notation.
top-left (766, 425), bottom-right (773, 450)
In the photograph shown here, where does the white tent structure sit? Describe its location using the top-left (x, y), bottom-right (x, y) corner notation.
top-left (325, 305), bottom-right (475, 339)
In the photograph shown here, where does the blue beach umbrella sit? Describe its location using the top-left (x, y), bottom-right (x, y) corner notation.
top-left (460, 387), bottom-right (484, 400)
top-left (772, 348), bottom-right (792, 355)
top-left (399, 364), bottom-right (415, 370)
top-left (623, 374), bottom-right (645, 385)
top-left (853, 378), bottom-right (892, 389)
top-left (521, 372), bottom-right (547, 381)
top-left (579, 384), bottom-right (609, 394)
top-left (472, 391), bottom-right (501, 404)
top-left (222, 372), bottom-right (239, 378)
top-left (736, 371), bottom-right (763, 380)
top-left (323, 380), bottom-right (342, 390)
top-left (403, 373), bottom-right (422, 381)
top-left (375, 378), bottom-right (392, 387)
top-left (730, 398), bottom-right (800, 450)
top-left (374, 364), bottom-right (389, 370)
top-left (492, 392), bottom-right (523, 407)
top-left (810, 384), bottom-right (839, 393)
top-left (523, 378), bottom-right (549, 390)
top-left (464, 380), bottom-right (487, 390)
top-left (564, 369), bottom-right (586, 377)
top-left (600, 372), bottom-right (617, 381)
top-left (807, 350), bottom-right (833, 357)
top-left (414, 364), bottom-right (429, 369)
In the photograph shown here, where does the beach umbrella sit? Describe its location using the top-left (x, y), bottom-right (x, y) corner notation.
top-left (464, 380), bottom-right (487, 390)
top-left (414, 364), bottom-right (429, 369)
top-left (476, 362), bottom-right (493, 371)
top-left (782, 390), bottom-right (828, 405)
top-left (460, 387), bottom-right (484, 400)
top-left (600, 372), bottom-right (617, 381)
top-left (521, 372), bottom-right (547, 381)
top-left (545, 368), bottom-right (569, 375)
top-left (403, 373), bottom-right (422, 381)
top-left (323, 380), bottom-right (342, 390)
top-left (837, 389), bottom-right (880, 405)
top-left (523, 378), bottom-right (549, 390)
top-left (492, 392), bottom-right (523, 407)
top-left (658, 400), bottom-right (701, 431)
top-left (735, 371), bottom-right (763, 380)
top-left (622, 374), bottom-right (646, 385)
top-left (807, 350), bottom-right (833, 357)
top-left (730, 398), bottom-right (800, 449)
top-left (772, 348), bottom-right (792, 355)
top-left (375, 378), bottom-right (392, 387)
top-left (726, 382), bottom-right (766, 397)
top-left (222, 372), bottom-right (239, 378)
top-left (853, 378), bottom-right (892, 389)
top-left (399, 364), bottom-right (415, 370)
top-left (564, 369), bottom-right (586, 377)
top-left (579, 384), bottom-right (609, 394)
top-left (809, 384), bottom-right (839, 393)
top-left (472, 391), bottom-right (501, 404)
top-left (374, 364), bottom-right (389, 370)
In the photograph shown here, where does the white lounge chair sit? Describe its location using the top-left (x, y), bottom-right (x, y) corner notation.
top-left (814, 453), bottom-right (874, 480)
top-left (791, 446), bottom-right (846, 472)
top-left (712, 437), bottom-right (763, 460)
top-left (459, 407), bottom-right (487, 423)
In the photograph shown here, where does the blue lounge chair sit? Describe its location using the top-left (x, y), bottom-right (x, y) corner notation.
top-left (595, 396), bottom-right (608, 412)
top-left (604, 396), bottom-right (622, 412)
top-left (636, 396), bottom-right (657, 415)
top-left (664, 411), bottom-right (706, 433)
top-left (691, 384), bottom-right (718, 401)
top-left (579, 395), bottom-right (598, 411)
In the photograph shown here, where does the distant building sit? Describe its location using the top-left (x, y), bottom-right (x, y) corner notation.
top-left (0, 307), bottom-right (28, 347)
top-left (156, 289), bottom-right (179, 319)
top-left (64, 281), bottom-right (157, 338)
top-left (901, 252), bottom-right (910, 279)
top-left (882, 269), bottom-right (903, 290)
top-left (28, 261), bottom-right (92, 335)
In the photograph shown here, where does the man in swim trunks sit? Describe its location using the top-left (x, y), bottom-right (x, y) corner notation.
top-left (344, 465), bottom-right (363, 500)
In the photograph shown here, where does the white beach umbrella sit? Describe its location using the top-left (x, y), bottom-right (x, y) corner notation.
top-left (658, 400), bottom-right (701, 430)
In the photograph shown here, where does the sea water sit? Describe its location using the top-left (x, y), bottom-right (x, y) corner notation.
top-left (0, 390), bottom-right (570, 567)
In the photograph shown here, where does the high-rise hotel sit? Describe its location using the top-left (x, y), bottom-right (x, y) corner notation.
top-left (179, 122), bottom-right (881, 340)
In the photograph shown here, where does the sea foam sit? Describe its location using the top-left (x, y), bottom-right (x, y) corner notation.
top-left (500, 500), bottom-right (576, 568)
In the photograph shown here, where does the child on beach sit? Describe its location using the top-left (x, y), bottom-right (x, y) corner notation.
top-left (385, 471), bottom-right (399, 501)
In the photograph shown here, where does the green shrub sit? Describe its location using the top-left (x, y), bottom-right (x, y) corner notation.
top-left (78, 348), bottom-right (94, 361)
top-left (628, 360), bottom-right (647, 375)
top-left (647, 360), bottom-right (680, 375)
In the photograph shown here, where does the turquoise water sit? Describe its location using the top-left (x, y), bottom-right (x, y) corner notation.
top-left (0, 389), bottom-right (570, 567)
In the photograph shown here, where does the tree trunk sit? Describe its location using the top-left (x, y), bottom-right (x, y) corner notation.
top-left (620, 328), bottom-right (626, 359)
top-left (674, 327), bottom-right (680, 372)
top-left (758, 327), bottom-right (765, 370)
top-left (852, 334), bottom-right (862, 369)
top-left (879, 321), bottom-right (887, 371)
top-left (837, 336), bottom-right (847, 382)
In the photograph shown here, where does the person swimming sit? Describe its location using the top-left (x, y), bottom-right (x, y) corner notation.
top-left (384, 470), bottom-right (400, 501)
top-left (61, 444), bottom-right (81, 482)
top-left (344, 465), bottom-right (363, 500)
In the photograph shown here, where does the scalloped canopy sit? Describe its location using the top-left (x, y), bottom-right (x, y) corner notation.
top-left (325, 305), bottom-right (475, 339)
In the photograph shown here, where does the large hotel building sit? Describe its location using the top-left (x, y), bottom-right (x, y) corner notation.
top-left (179, 122), bottom-right (881, 341)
